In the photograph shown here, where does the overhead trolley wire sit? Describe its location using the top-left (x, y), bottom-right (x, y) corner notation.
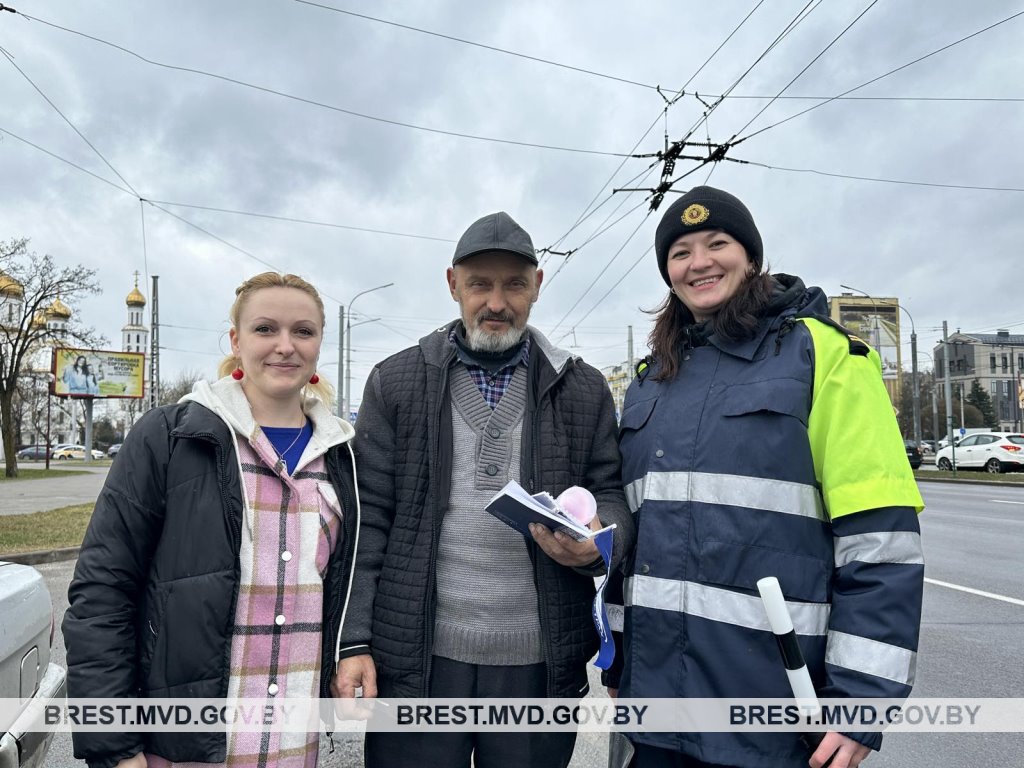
top-left (735, 7), bottom-right (1024, 144)
top-left (746, 162), bottom-right (1024, 193)
top-left (11, 11), bottom-right (630, 158)
top-left (549, 0), bottom-right (825, 340)
top-left (538, 1), bottom-right (768, 283)
top-left (726, 0), bottom-right (881, 141)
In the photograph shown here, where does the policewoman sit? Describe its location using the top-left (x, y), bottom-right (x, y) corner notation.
top-left (608, 187), bottom-right (924, 768)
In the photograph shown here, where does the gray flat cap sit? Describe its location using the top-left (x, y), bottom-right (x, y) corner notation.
top-left (452, 211), bottom-right (538, 266)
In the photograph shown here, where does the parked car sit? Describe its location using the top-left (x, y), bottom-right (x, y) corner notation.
top-left (107, 443), bottom-right (122, 458)
top-left (935, 433), bottom-right (1024, 473)
top-left (904, 441), bottom-right (922, 470)
top-left (15, 445), bottom-right (50, 460)
top-left (0, 561), bottom-right (67, 767)
top-left (51, 445), bottom-right (105, 461)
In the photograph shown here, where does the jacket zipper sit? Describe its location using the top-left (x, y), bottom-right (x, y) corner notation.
top-left (182, 430), bottom-right (242, 697)
top-left (322, 447), bottom-right (357, 697)
top-left (528, 356), bottom-right (574, 697)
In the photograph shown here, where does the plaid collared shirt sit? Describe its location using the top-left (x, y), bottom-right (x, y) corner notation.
top-left (450, 329), bottom-right (531, 408)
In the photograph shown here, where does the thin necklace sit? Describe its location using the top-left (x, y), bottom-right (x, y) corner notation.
top-left (269, 418), bottom-right (307, 474)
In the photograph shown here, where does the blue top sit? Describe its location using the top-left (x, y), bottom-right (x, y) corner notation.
top-left (262, 420), bottom-right (313, 474)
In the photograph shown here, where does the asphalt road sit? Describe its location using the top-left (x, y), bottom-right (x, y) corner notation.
top-left (26, 480), bottom-right (1024, 766)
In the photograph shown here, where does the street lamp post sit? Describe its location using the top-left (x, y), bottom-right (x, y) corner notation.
top-left (343, 282), bottom-right (393, 420)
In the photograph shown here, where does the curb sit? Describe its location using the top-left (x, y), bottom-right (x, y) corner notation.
top-left (914, 473), bottom-right (1024, 488)
top-left (1, 546), bottom-right (81, 565)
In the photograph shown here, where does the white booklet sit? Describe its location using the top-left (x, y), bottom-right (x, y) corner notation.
top-left (485, 480), bottom-right (595, 541)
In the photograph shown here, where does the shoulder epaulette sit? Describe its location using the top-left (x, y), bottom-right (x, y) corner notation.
top-left (804, 314), bottom-right (870, 356)
top-left (635, 356), bottom-right (653, 382)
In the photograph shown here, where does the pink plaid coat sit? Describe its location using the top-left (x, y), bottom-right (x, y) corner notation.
top-left (148, 380), bottom-right (353, 768)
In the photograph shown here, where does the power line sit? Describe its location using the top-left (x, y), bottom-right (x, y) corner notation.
top-left (0, 126), bottom-right (134, 194)
top-left (293, 0), bottom-right (666, 92)
top-left (149, 201), bottom-right (456, 243)
top-left (13, 11), bottom-right (631, 158)
top-left (707, 93), bottom-right (1024, 104)
top-left (548, 211), bottom-right (651, 336)
top-left (737, 8), bottom-right (1024, 143)
top-left (2, 47), bottom-right (141, 196)
top-left (1, 128), bottom-right (459, 244)
top-left (747, 161), bottom-right (1024, 193)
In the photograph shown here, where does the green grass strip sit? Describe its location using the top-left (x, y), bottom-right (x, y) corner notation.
top-left (0, 468), bottom-right (90, 482)
top-left (0, 503), bottom-right (94, 554)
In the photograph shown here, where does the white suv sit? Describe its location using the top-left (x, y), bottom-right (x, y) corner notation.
top-left (936, 432), bottom-right (1024, 473)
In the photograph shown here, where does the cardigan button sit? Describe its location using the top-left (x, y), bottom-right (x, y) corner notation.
top-left (485, 464), bottom-right (499, 476)
top-left (281, 551), bottom-right (292, 562)
top-left (655, 449), bottom-right (664, 458)
top-left (640, 564), bottom-right (650, 575)
top-left (275, 615), bottom-right (286, 626)
top-left (268, 683), bottom-right (279, 695)
top-left (488, 428), bottom-right (501, 438)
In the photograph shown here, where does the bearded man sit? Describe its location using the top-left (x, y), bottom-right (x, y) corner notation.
top-left (335, 211), bottom-right (633, 768)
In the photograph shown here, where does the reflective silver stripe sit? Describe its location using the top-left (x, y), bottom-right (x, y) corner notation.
top-left (624, 471), bottom-right (824, 520)
top-left (826, 630), bottom-right (917, 686)
top-left (624, 575), bottom-right (830, 636)
top-left (606, 603), bottom-right (624, 633)
top-left (833, 531), bottom-right (924, 568)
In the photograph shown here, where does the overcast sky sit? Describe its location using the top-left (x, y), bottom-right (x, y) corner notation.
top-left (3, 0), bottom-right (1023, 409)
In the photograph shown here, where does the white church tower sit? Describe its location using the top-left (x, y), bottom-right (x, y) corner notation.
top-left (122, 272), bottom-right (149, 354)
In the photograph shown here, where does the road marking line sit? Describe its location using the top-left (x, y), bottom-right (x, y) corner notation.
top-left (925, 578), bottom-right (1024, 607)
top-left (989, 500), bottom-right (1024, 505)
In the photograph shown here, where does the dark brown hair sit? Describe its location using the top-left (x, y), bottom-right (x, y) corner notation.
top-left (647, 270), bottom-right (774, 381)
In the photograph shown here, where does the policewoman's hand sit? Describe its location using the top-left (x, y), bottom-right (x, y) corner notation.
top-left (810, 731), bottom-right (872, 768)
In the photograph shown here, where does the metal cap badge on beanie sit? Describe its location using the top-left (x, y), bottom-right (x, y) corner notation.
top-left (654, 186), bottom-right (763, 286)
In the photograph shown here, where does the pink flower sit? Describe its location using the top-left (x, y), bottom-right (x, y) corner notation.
top-left (557, 486), bottom-right (597, 526)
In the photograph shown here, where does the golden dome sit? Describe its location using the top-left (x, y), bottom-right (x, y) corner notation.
top-left (47, 297), bottom-right (72, 319)
top-left (0, 271), bottom-right (24, 298)
top-left (31, 312), bottom-right (47, 330)
top-left (126, 285), bottom-right (146, 307)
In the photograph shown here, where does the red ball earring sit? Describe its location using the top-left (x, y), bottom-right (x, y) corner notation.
top-left (308, 373), bottom-right (320, 385)
top-left (231, 368), bottom-right (244, 380)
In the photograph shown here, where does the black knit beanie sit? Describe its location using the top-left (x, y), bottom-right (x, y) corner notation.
top-left (654, 186), bottom-right (763, 286)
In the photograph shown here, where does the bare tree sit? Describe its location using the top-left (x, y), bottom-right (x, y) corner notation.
top-left (0, 239), bottom-right (102, 477)
top-left (159, 367), bottom-right (204, 406)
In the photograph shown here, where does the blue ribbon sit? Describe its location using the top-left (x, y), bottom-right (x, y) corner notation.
top-left (591, 524), bottom-right (617, 670)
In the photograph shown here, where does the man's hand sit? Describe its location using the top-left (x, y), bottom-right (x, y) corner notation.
top-left (529, 517), bottom-right (602, 567)
top-left (810, 732), bottom-right (872, 768)
top-left (113, 754), bottom-right (147, 768)
top-left (331, 654), bottom-right (377, 698)
top-left (331, 654), bottom-right (378, 720)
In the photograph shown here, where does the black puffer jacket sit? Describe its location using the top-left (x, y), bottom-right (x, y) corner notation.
top-left (342, 322), bottom-right (633, 698)
top-left (62, 398), bottom-right (359, 768)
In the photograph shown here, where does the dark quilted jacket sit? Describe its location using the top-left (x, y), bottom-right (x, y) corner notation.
top-left (343, 321), bottom-right (633, 697)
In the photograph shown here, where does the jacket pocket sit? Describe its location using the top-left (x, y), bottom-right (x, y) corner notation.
top-left (698, 539), bottom-right (830, 604)
top-left (141, 581), bottom-right (172, 685)
top-left (719, 377), bottom-right (810, 426)
top-left (618, 396), bottom-right (658, 436)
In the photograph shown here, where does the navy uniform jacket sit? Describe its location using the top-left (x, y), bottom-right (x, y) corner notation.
top-left (608, 276), bottom-right (924, 767)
